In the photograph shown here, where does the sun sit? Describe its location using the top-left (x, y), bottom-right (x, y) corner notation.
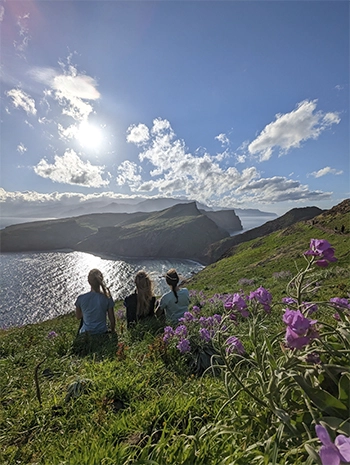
top-left (75, 121), bottom-right (103, 150)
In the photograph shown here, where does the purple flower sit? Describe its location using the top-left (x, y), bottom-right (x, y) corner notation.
top-left (315, 424), bottom-right (350, 465)
top-left (225, 293), bottom-right (248, 311)
top-left (48, 331), bottom-right (58, 339)
top-left (176, 339), bottom-right (191, 353)
top-left (174, 325), bottom-right (188, 338)
top-left (304, 239), bottom-right (337, 267)
top-left (283, 309), bottom-right (318, 350)
top-left (282, 297), bottom-right (297, 305)
top-left (180, 312), bottom-right (196, 323)
top-left (302, 302), bottom-right (318, 316)
top-left (213, 314), bottom-right (222, 324)
top-left (163, 326), bottom-right (175, 344)
top-left (330, 297), bottom-right (350, 310)
top-left (225, 336), bottom-right (245, 355)
top-left (305, 352), bottom-right (321, 364)
top-left (199, 328), bottom-right (212, 342)
top-left (285, 326), bottom-right (318, 350)
top-left (249, 287), bottom-right (272, 312)
top-left (192, 305), bottom-right (201, 315)
top-left (283, 309), bottom-right (317, 335)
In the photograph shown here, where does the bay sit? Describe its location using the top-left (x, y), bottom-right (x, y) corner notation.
top-left (0, 251), bottom-right (204, 329)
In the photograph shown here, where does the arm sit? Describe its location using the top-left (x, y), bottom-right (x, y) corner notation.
top-left (75, 306), bottom-right (83, 320)
top-left (107, 306), bottom-right (116, 333)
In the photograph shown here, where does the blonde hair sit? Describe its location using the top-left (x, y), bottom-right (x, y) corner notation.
top-left (165, 268), bottom-right (179, 303)
top-left (88, 269), bottom-right (111, 298)
top-left (135, 270), bottom-right (154, 318)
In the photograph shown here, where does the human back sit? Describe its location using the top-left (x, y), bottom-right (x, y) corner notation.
top-left (75, 268), bottom-right (115, 334)
top-left (157, 268), bottom-right (189, 325)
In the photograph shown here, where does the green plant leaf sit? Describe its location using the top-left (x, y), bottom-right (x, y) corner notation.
top-left (293, 375), bottom-right (348, 417)
top-left (320, 417), bottom-right (350, 436)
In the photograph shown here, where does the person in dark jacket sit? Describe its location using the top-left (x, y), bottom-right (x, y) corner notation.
top-left (124, 270), bottom-right (156, 327)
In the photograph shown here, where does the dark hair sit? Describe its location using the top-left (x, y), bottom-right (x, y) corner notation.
top-left (165, 268), bottom-right (179, 303)
top-left (135, 270), bottom-right (154, 318)
top-left (88, 269), bottom-right (111, 298)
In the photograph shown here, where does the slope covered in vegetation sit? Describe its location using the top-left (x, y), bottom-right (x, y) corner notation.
top-left (1, 202), bottom-right (349, 465)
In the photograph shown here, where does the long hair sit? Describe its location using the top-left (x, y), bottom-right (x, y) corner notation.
top-left (165, 268), bottom-right (179, 303)
top-left (135, 270), bottom-right (154, 318)
top-left (88, 269), bottom-right (111, 298)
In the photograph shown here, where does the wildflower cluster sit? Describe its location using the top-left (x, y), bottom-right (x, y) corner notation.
top-left (304, 238), bottom-right (337, 267)
top-left (163, 309), bottom-right (223, 354)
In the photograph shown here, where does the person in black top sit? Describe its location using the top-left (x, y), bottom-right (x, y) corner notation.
top-left (124, 270), bottom-right (156, 327)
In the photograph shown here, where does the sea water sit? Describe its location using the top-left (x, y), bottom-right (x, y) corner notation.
top-left (0, 251), bottom-right (204, 328)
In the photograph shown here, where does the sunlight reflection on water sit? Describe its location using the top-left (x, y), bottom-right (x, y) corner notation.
top-left (0, 251), bottom-right (204, 328)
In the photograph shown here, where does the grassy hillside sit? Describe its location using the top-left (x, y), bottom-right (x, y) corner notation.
top-left (1, 206), bottom-right (349, 465)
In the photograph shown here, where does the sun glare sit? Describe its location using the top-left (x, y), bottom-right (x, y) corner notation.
top-left (76, 122), bottom-right (103, 150)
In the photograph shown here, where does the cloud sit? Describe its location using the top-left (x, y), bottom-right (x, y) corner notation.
top-left (34, 149), bottom-right (109, 187)
top-left (215, 133), bottom-right (230, 146)
top-left (30, 64), bottom-right (100, 121)
top-left (17, 143), bottom-right (27, 154)
top-left (6, 88), bottom-right (37, 115)
top-left (310, 166), bottom-right (344, 178)
top-left (248, 100), bottom-right (341, 161)
top-left (124, 117), bottom-right (329, 207)
top-left (0, 5), bottom-right (5, 22)
top-left (126, 123), bottom-right (150, 146)
top-left (14, 13), bottom-right (31, 55)
top-left (116, 161), bottom-right (142, 187)
top-left (335, 85), bottom-right (344, 91)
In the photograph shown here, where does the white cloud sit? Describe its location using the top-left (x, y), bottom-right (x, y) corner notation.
top-left (0, 5), bottom-right (5, 22)
top-left (6, 88), bottom-right (37, 115)
top-left (17, 143), bottom-right (27, 154)
top-left (335, 85), bottom-right (344, 91)
top-left (57, 123), bottom-right (78, 141)
top-left (215, 133), bottom-right (230, 146)
top-left (126, 123), bottom-right (150, 146)
top-left (34, 149), bottom-right (109, 187)
top-left (30, 64), bottom-right (100, 122)
top-left (123, 117), bottom-right (337, 207)
top-left (116, 161), bottom-right (142, 187)
top-left (248, 100), bottom-right (341, 161)
top-left (14, 13), bottom-right (31, 55)
top-left (310, 166), bottom-right (344, 178)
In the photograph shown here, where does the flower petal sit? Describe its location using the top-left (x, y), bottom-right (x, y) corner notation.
top-left (319, 445), bottom-right (340, 465)
top-left (335, 435), bottom-right (350, 462)
top-left (316, 425), bottom-right (333, 446)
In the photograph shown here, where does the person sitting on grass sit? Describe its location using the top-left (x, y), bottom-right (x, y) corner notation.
top-left (75, 268), bottom-right (115, 335)
top-left (156, 268), bottom-right (189, 325)
top-left (124, 270), bottom-right (157, 328)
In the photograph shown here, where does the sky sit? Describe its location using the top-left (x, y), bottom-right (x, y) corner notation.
top-left (0, 0), bottom-right (349, 216)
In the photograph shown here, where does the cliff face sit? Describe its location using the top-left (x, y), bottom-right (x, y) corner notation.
top-left (200, 209), bottom-right (242, 234)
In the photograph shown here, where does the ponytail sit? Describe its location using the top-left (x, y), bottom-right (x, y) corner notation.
top-left (88, 269), bottom-right (112, 299)
top-left (165, 269), bottom-right (179, 303)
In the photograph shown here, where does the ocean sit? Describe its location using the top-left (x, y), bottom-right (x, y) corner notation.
top-left (0, 215), bottom-right (274, 328)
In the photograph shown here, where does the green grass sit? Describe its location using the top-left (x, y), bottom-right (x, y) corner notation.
top-left (1, 220), bottom-right (349, 464)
